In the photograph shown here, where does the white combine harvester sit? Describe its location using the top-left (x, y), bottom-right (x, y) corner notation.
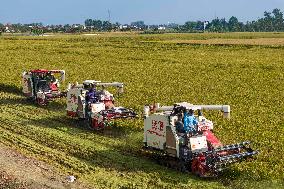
top-left (66, 80), bottom-right (137, 130)
top-left (22, 69), bottom-right (66, 105)
top-left (143, 102), bottom-right (258, 177)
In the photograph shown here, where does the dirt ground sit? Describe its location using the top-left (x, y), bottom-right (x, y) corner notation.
top-left (0, 143), bottom-right (92, 189)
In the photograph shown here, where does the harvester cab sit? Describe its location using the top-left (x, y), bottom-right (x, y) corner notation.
top-left (143, 102), bottom-right (258, 177)
top-left (22, 69), bottom-right (66, 105)
top-left (66, 80), bottom-right (136, 130)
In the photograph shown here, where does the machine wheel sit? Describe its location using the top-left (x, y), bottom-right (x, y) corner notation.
top-left (36, 97), bottom-right (48, 106)
top-left (89, 118), bottom-right (105, 131)
top-left (191, 155), bottom-right (208, 177)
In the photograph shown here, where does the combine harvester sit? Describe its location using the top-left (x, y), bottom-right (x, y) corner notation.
top-left (66, 80), bottom-right (137, 130)
top-left (22, 69), bottom-right (66, 105)
top-left (143, 102), bottom-right (258, 177)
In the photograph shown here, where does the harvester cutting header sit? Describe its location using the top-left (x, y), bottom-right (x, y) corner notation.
top-left (66, 80), bottom-right (137, 130)
top-left (143, 102), bottom-right (258, 177)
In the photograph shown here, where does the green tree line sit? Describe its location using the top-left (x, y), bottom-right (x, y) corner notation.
top-left (179, 8), bottom-right (284, 32)
top-left (1, 8), bottom-right (283, 34)
top-left (84, 19), bottom-right (120, 31)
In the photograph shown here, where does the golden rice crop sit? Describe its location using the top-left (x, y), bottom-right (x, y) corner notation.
top-left (0, 33), bottom-right (283, 188)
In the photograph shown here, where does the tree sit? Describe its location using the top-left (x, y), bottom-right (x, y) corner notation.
top-left (0, 23), bottom-right (4, 35)
top-left (181, 21), bottom-right (204, 32)
top-left (263, 11), bottom-right (273, 31)
top-left (220, 18), bottom-right (229, 32)
top-left (272, 8), bottom-right (284, 31)
top-left (131, 21), bottom-right (146, 30)
top-left (183, 21), bottom-right (197, 32)
top-left (196, 21), bottom-right (204, 31)
top-left (228, 16), bottom-right (240, 32)
top-left (84, 19), bottom-right (114, 31)
top-left (208, 18), bottom-right (226, 32)
top-left (102, 21), bottom-right (112, 31)
top-left (85, 19), bottom-right (93, 27)
top-left (93, 20), bottom-right (102, 30)
top-left (31, 28), bottom-right (44, 36)
top-left (113, 22), bottom-right (120, 31)
top-left (255, 9), bottom-right (284, 32)
top-left (63, 24), bottom-right (71, 32)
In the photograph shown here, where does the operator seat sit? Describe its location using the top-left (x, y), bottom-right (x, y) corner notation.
top-left (37, 80), bottom-right (50, 92)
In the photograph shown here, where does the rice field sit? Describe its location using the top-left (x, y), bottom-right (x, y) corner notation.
top-left (0, 32), bottom-right (283, 188)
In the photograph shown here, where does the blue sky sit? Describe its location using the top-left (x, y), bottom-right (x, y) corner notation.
top-left (0, 0), bottom-right (284, 25)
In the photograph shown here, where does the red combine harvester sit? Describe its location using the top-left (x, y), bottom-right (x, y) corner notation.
top-left (143, 102), bottom-right (258, 177)
top-left (22, 69), bottom-right (66, 105)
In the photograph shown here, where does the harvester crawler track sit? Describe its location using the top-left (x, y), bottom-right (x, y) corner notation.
top-left (141, 146), bottom-right (190, 173)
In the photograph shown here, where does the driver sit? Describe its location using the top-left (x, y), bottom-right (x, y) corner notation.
top-left (176, 113), bottom-right (185, 133)
top-left (183, 109), bottom-right (197, 133)
top-left (48, 73), bottom-right (58, 91)
top-left (86, 85), bottom-right (98, 104)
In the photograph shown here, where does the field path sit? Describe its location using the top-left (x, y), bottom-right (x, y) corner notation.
top-left (0, 142), bottom-right (91, 189)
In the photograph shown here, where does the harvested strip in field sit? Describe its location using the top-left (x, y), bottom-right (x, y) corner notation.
top-left (159, 37), bottom-right (284, 46)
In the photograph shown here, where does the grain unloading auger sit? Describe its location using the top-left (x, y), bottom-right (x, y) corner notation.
top-left (22, 69), bottom-right (66, 105)
top-left (143, 102), bottom-right (258, 177)
top-left (66, 80), bottom-right (137, 130)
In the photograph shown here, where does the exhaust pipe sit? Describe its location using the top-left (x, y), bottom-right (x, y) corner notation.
top-left (156, 103), bottom-right (231, 119)
top-left (197, 105), bottom-right (230, 119)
